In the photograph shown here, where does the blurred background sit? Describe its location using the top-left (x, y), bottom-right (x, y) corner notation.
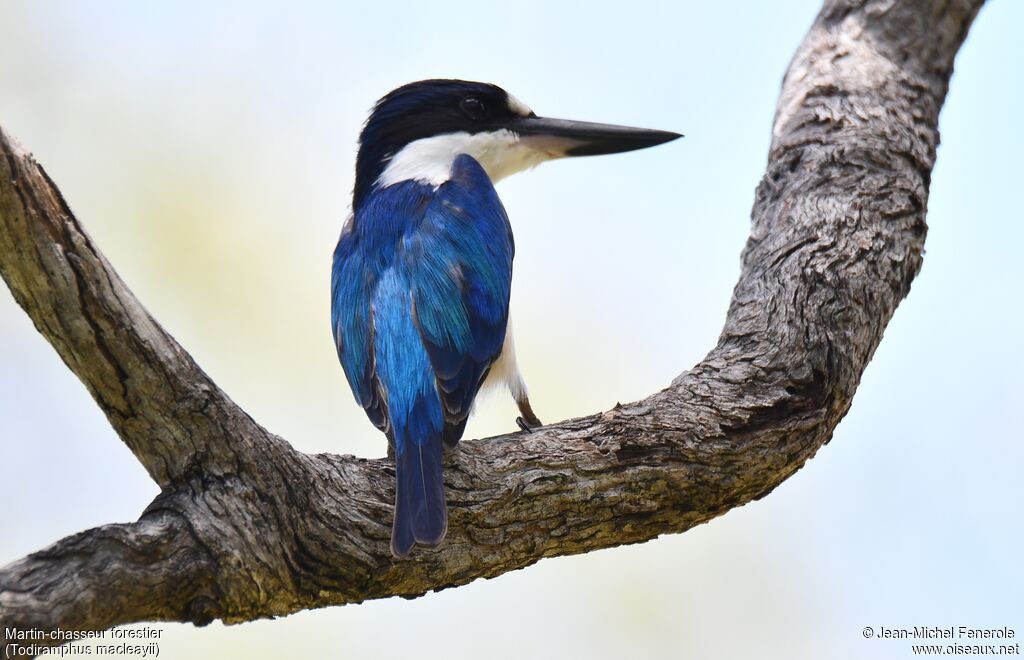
top-left (1, 1), bottom-right (1021, 658)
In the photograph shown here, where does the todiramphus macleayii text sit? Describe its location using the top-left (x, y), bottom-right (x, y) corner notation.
top-left (331, 79), bottom-right (680, 557)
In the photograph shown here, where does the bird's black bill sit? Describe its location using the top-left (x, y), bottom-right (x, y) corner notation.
top-left (511, 116), bottom-right (682, 157)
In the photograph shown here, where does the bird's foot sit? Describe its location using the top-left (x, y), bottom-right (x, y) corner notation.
top-left (512, 411), bottom-right (544, 431)
top-left (515, 395), bottom-right (543, 433)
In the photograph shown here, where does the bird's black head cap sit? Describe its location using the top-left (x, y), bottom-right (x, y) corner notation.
top-left (353, 79), bottom-right (533, 211)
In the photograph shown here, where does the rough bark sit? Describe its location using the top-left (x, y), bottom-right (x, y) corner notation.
top-left (0, 0), bottom-right (984, 655)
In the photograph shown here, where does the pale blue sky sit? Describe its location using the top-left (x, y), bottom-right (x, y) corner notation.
top-left (1, 2), bottom-right (1021, 658)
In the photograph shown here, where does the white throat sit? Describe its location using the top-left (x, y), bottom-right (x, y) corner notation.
top-left (376, 130), bottom-right (557, 188)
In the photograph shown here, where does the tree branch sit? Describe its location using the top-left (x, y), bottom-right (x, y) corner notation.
top-left (0, 515), bottom-right (214, 634)
top-left (0, 0), bottom-right (985, 655)
top-left (0, 129), bottom-right (276, 489)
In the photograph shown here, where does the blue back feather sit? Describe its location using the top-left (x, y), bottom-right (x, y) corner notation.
top-left (331, 155), bottom-right (513, 555)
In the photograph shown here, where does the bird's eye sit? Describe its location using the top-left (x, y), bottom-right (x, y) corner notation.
top-left (460, 97), bottom-right (486, 120)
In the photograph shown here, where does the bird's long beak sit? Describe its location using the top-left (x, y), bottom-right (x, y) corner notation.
top-left (511, 116), bottom-right (682, 157)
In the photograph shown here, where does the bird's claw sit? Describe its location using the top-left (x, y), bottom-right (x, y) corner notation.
top-left (516, 416), bottom-right (542, 433)
top-left (515, 395), bottom-right (542, 434)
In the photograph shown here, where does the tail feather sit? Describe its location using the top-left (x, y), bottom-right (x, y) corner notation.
top-left (370, 270), bottom-right (449, 557)
top-left (391, 430), bottom-right (447, 557)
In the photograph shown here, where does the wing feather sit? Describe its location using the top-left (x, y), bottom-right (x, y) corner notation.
top-left (332, 157), bottom-right (513, 446)
top-left (409, 156), bottom-right (513, 441)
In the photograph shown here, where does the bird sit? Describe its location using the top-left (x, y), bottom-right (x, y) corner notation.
top-left (331, 79), bottom-right (680, 557)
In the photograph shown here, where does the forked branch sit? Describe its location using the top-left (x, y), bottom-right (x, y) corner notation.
top-left (0, 1), bottom-right (984, 656)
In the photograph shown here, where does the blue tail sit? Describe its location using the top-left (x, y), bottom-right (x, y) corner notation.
top-left (370, 270), bottom-right (448, 557)
top-left (391, 427), bottom-right (447, 558)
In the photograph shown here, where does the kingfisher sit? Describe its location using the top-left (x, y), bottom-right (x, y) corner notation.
top-left (332, 79), bottom-right (680, 557)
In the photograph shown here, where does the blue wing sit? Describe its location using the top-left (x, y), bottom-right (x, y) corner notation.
top-left (331, 181), bottom-right (434, 438)
top-left (331, 155), bottom-right (513, 555)
top-left (406, 155), bottom-right (514, 443)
